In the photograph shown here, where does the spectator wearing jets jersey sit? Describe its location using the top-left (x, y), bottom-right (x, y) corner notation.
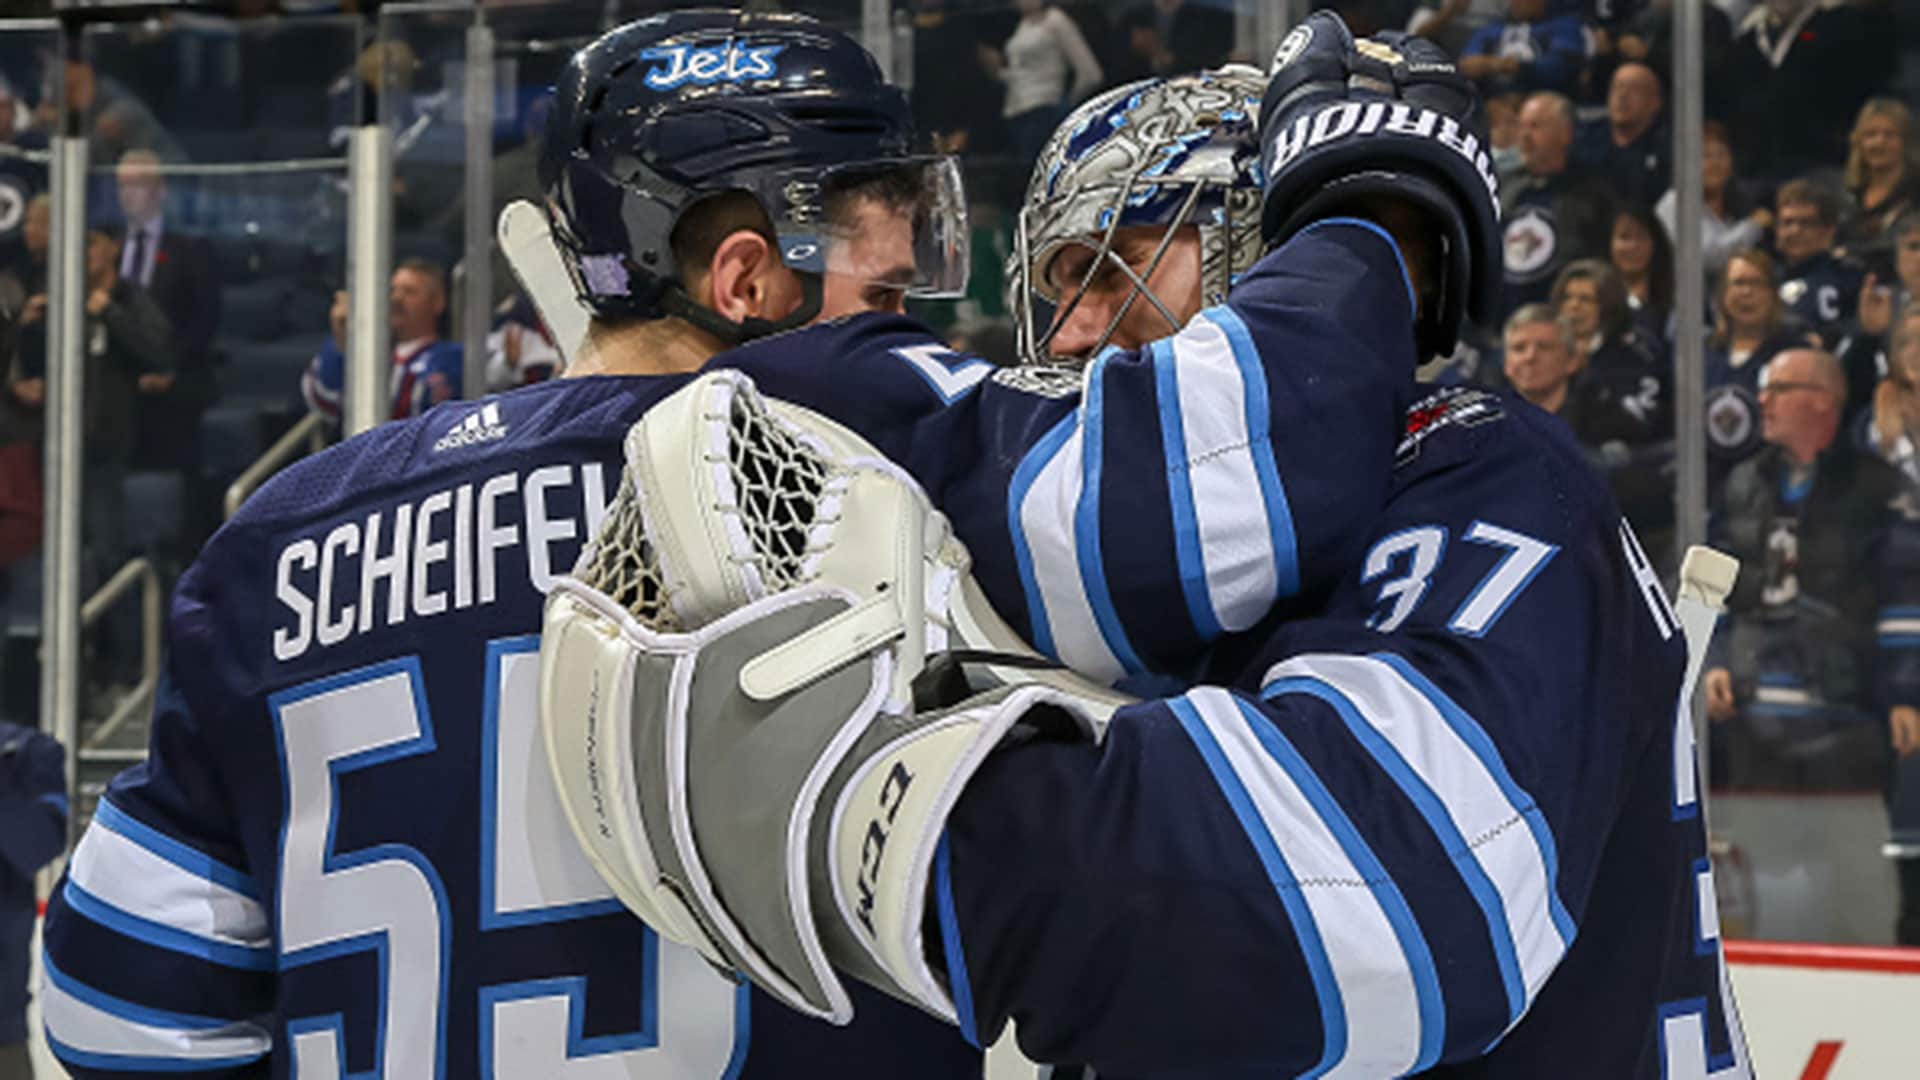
top-left (1705, 249), bottom-right (1821, 499)
top-left (1551, 257), bottom-right (1673, 555)
top-left (300, 256), bottom-right (463, 425)
top-left (1774, 178), bottom-right (1867, 355)
top-left (1577, 60), bottom-right (1668, 212)
top-left (1706, 345), bottom-right (1920, 802)
top-left (1502, 90), bottom-right (1614, 316)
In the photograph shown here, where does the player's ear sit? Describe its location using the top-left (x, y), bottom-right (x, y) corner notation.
top-left (706, 229), bottom-right (798, 324)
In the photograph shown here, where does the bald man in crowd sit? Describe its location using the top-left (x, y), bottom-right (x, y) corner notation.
top-left (1502, 90), bottom-right (1614, 314)
top-left (1707, 347), bottom-right (1920, 820)
top-left (1583, 61), bottom-right (1669, 210)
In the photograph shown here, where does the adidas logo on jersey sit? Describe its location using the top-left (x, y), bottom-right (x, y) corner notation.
top-left (433, 403), bottom-right (507, 452)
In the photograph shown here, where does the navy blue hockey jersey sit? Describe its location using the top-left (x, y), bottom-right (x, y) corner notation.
top-left (38, 218), bottom-right (1425, 1078)
top-left (37, 379), bottom-right (983, 1079)
top-left (940, 387), bottom-right (1750, 1077)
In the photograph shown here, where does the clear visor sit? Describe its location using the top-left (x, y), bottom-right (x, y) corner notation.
top-left (769, 155), bottom-right (970, 300)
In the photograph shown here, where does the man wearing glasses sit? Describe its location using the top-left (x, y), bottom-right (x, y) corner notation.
top-left (1706, 348), bottom-right (1920, 804)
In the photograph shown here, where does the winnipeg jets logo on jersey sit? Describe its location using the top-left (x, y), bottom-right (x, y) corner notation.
top-left (433, 402), bottom-right (507, 453)
top-left (640, 41), bottom-right (785, 90)
top-left (1504, 205), bottom-right (1559, 282)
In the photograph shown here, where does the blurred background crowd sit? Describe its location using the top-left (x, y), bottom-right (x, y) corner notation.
top-left (0, 0), bottom-right (1917, 946)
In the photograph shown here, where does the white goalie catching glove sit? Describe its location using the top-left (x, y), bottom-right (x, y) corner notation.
top-left (538, 370), bottom-right (1130, 1025)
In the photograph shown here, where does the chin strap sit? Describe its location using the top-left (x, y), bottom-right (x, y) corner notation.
top-left (660, 273), bottom-right (826, 347)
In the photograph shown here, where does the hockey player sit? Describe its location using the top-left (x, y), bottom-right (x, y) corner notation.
top-left (34, 13), bottom-right (989, 1079)
top-left (538, 13), bottom-right (1752, 1079)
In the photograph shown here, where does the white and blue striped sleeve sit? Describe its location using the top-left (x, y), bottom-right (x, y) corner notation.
top-left (997, 219), bottom-right (1420, 683)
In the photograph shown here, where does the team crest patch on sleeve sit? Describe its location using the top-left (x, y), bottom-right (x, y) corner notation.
top-left (990, 364), bottom-right (1083, 399)
top-left (1396, 387), bottom-right (1503, 466)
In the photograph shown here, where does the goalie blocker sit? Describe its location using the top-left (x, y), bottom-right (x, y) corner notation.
top-left (538, 370), bottom-right (1128, 1024)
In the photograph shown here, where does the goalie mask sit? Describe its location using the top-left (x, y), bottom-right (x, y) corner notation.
top-left (1009, 66), bottom-right (1266, 367)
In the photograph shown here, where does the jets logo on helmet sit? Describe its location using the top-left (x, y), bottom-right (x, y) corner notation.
top-left (538, 10), bottom-right (967, 343)
top-left (640, 41), bottom-right (785, 89)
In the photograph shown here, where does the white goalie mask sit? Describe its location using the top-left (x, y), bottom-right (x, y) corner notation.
top-left (1009, 66), bottom-right (1267, 367)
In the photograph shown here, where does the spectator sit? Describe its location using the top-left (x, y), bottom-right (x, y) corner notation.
top-left (1706, 347), bottom-right (1920, 803)
top-left (909, 2), bottom-right (1003, 154)
top-left (1581, 60), bottom-right (1668, 210)
top-left (983, 0), bottom-right (1103, 184)
top-left (1656, 120), bottom-right (1771, 281)
top-left (1503, 91), bottom-right (1614, 313)
top-left (1108, 5), bottom-right (1172, 85)
top-left (0, 78), bottom-right (46, 284)
top-left (1863, 301), bottom-right (1920, 946)
top-left (1552, 258), bottom-right (1673, 546)
top-left (1705, 248), bottom-right (1821, 494)
top-left (0, 195), bottom-right (43, 315)
top-left (11, 227), bottom-right (170, 598)
top-left (1861, 301), bottom-right (1920, 493)
top-left (0, 722), bottom-right (64, 1080)
top-left (1840, 97), bottom-right (1920, 257)
top-left (1486, 90), bottom-right (1524, 183)
top-left (1774, 177), bottom-right (1865, 352)
top-left (1407, 0), bottom-right (1507, 58)
top-left (1726, 0), bottom-right (1894, 181)
top-left (301, 257), bottom-right (463, 425)
top-left (1502, 302), bottom-right (1583, 416)
top-left (1458, 0), bottom-right (1588, 99)
top-left (1850, 211), bottom-right (1920, 389)
top-left (1129, 0), bottom-right (1234, 74)
top-left (484, 293), bottom-right (561, 393)
top-left (31, 59), bottom-right (181, 167)
top-left (113, 149), bottom-right (219, 475)
top-left (1611, 0), bottom-right (1733, 122)
top-left (1610, 202), bottom-right (1675, 341)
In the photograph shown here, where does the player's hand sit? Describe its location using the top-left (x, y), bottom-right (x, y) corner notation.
top-left (1893, 705), bottom-right (1920, 757)
top-left (1458, 54), bottom-right (1496, 78)
top-left (21, 294), bottom-right (47, 325)
top-left (330, 289), bottom-right (349, 342)
top-left (1704, 667), bottom-right (1736, 721)
top-left (1859, 273), bottom-right (1894, 337)
top-left (11, 378), bottom-right (44, 408)
top-left (85, 288), bottom-right (110, 316)
top-left (1497, 56), bottom-right (1525, 75)
top-left (1617, 34), bottom-right (1649, 61)
top-left (1589, 29), bottom-right (1613, 57)
top-left (1748, 207), bottom-right (1774, 231)
top-left (1259, 11), bottom-right (1499, 360)
top-left (138, 372), bottom-right (174, 394)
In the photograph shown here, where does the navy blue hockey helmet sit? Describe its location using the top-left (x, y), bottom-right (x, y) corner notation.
top-left (540, 9), bottom-right (967, 340)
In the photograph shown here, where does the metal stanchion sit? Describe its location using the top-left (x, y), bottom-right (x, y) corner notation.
top-left (462, 14), bottom-right (495, 401)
